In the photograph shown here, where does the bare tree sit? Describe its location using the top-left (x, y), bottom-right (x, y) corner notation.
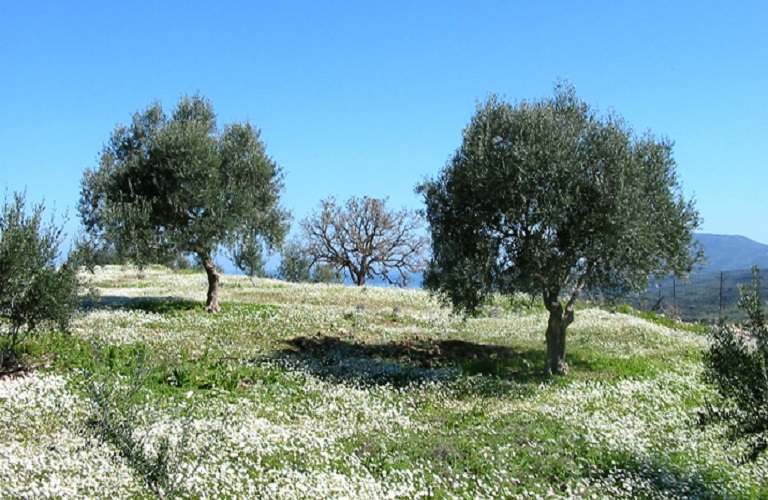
top-left (300, 196), bottom-right (427, 286)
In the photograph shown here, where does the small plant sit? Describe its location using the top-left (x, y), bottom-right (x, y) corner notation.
top-left (703, 267), bottom-right (768, 461)
top-left (80, 344), bottom-right (205, 498)
top-left (0, 192), bottom-right (80, 371)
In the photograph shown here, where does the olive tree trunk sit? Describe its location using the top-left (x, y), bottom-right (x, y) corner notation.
top-left (543, 287), bottom-right (574, 376)
top-left (198, 251), bottom-right (221, 313)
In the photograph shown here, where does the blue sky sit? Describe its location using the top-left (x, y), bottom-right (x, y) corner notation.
top-left (2, 0), bottom-right (767, 269)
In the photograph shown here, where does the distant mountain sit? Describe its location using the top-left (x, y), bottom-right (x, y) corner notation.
top-left (358, 233), bottom-right (768, 287)
top-left (694, 233), bottom-right (768, 273)
top-left (239, 233), bottom-right (767, 286)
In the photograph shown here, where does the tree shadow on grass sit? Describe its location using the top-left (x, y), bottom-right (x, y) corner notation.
top-left (274, 333), bottom-right (601, 392)
top-left (581, 454), bottom-right (732, 499)
top-left (82, 295), bottom-right (204, 314)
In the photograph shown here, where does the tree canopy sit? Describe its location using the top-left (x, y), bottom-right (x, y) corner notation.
top-left (418, 83), bottom-right (700, 375)
top-left (79, 95), bottom-right (289, 312)
top-left (300, 196), bottom-right (427, 286)
top-left (1, 192), bottom-right (80, 370)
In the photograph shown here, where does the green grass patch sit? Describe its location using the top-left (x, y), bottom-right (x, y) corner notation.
top-left (220, 301), bottom-right (281, 315)
top-left (613, 303), bottom-right (712, 335)
top-left (174, 268), bottom-right (204, 275)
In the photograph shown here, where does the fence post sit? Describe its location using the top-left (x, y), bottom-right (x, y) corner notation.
top-left (719, 272), bottom-right (724, 321)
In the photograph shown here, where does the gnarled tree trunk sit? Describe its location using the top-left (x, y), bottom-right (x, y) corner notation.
top-left (348, 260), bottom-right (367, 286)
top-left (198, 251), bottom-right (221, 313)
top-left (543, 286), bottom-right (574, 376)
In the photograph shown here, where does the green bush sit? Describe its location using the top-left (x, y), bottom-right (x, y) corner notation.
top-left (278, 240), bottom-right (341, 284)
top-left (0, 192), bottom-right (80, 370)
top-left (703, 267), bottom-right (768, 460)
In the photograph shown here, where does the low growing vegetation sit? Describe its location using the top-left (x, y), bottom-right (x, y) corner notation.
top-left (2, 266), bottom-right (767, 498)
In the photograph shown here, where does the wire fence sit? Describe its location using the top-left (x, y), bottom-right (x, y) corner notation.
top-left (623, 267), bottom-right (768, 323)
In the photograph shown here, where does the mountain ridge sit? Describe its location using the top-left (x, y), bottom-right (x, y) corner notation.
top-left (694, 233), bottom-right (768, 273)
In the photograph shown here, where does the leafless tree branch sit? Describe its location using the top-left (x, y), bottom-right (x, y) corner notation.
top-left (300, 196), bottom-right (428, 286)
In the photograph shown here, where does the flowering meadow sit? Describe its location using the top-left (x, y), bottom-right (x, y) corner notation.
top-left (1, 265), bottom-right (766, 498)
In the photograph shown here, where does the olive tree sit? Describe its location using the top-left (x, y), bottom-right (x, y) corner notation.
top-left (79, 95), bottom-right (289, 312)
top-left (277, 240), bottom-right (341, 284)
top-left (418, 84), bottom-right (700, 375)
top-left (0, 192), bottom-right (80, 369)
top-left (703, 267), bottom-right (768, 461)
top-left (300, 196), bottom-right (427, 286)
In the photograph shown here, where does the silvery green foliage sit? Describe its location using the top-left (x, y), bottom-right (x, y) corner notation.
top-left (0, 192), bottom-right (80, 369)
top-left (231, 237), bottom-right (267, 279)
top-left (704, 267), bottom-right (768, 461)
top-left (79, 95), bottom-right (289, 311)
top-left (419, 82), bottom-right (700, 374)
top-left (278, 240), bottom-right (341, 284)
top-left (277, 240), bottom-right (313, 282)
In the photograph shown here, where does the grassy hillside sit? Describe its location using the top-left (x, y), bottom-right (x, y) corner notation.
top-left (1, 266), bottom-right (766, 498)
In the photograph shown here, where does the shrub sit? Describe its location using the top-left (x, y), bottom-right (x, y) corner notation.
top-left (703, 266), bottom-right (768, 460)
top-left (277, 241), bottom-right (312, 282)
top-left (81, 344), bottom-right (200, 498)
top-left (0, 192), bottom-right (80, 370)
top-left (278, 240), bottom-right (342, 284)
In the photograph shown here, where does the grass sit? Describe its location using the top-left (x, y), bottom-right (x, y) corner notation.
top-left (611, 303), bottom-right (713, 335)
top-left (1, 265), bottom-right (766, 498)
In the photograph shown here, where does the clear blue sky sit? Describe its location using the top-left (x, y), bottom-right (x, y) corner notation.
top-left (2, 1), bottom-right (767, 268)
